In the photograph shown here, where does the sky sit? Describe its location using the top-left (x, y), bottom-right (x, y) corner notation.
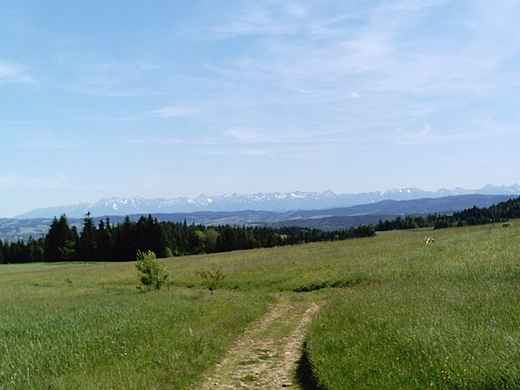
top-left (1, 1), bottom-right (520, 217)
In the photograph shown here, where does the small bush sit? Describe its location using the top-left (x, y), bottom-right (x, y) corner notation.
top-left (136, 250), bottom-right (169, 290)
top-left (196, 267), bottom-right (226, 295)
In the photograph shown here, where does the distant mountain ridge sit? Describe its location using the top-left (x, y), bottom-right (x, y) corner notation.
top-left (2, 193), bottom-right (518, 241)
top-left (14, 184), bottom-right (520, 219)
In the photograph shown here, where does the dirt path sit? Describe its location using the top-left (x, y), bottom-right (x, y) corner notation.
top-left (194, 294), bottom-right (321, 390)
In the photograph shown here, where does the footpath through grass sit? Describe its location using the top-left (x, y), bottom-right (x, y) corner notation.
top-left (0, 284), bottom-right (270, 390)
top-left (1, 222), bottom-right (520, 389)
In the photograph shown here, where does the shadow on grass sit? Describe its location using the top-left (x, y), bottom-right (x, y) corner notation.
top-left (296, 342), bottom-right (325, 390)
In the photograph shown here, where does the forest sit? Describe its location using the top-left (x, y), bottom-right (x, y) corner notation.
top-left (375, 196), bottom-right (520, 231)
top-left (0, 214), bottom-right (375, 264)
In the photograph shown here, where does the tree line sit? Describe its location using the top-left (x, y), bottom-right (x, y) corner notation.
top-left (3, 195), bottom-right (518, 264)
top-left (0, 213), bottom-right (375, 264)
top-left (375, 196), bottom-right (520, 231)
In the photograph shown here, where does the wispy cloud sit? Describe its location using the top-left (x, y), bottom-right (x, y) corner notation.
top-left (58, 57), bottom-right (164, 97)
top-left (0, 62), bottom-right (34, 83)
top-left (223, 126), bottom-right (347, 144)
top-left (125, 136), bottom-right (219, 146)
top-left (206, 1), bottom-right (306, 38)
top-left (237, 145), bottom-right (326, 160)
top-left (18, 132), bottom-right (79, 149)
top-left (191, 0), bottom-right (520, 165)
top-left (0, 174), bottom-right (67, 188)
top-left (206, 0), bottom-right (520, 109)
top-left (394, 121), bottom-right (514, 146)
top-left (147, 106), bottom-right (197, 118)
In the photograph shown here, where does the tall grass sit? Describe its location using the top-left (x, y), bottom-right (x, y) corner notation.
top-left (307, 223), bottom-right (520, 389)
top-left (0, 274), bottom-right (271, 389)
top-left (2, 223), bottom-right (520, 389)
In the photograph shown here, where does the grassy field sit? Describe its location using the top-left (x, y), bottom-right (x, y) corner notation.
top-left (308, 224), bottom-right (520, 389)
top-left (1, 222), bottom-right (520, 389)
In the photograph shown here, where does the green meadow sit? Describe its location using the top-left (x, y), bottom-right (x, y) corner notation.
top-left (1, 222), bottom-right (520, 389)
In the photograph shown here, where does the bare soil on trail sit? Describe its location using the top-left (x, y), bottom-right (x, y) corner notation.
top-left (194, 294), bottom-right (322, 390)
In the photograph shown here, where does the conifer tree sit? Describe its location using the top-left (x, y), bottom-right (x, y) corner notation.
top-left (76, 212), bottom-right (97, 260)
top-left (44, 215), bottom-right (76, 261)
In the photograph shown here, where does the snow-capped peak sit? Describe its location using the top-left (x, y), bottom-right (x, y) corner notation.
top-left (13, 185), bottom-right (520, 219)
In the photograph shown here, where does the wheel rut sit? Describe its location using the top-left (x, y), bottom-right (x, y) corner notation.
top-left (194, 294), bottom-right (321, 390)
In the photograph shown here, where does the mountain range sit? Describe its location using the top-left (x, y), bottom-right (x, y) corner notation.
top-left (0, 194), bottom-right (516, 242)
top-left (14, 184), bottom-right (520, 219)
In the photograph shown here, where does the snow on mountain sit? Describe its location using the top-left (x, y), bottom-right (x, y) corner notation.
top-left (14, 184), bottom-right (520, 219)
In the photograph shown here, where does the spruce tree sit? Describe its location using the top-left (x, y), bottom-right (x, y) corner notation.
top-left (76, 212), bottom-right (98, 260)
top-left (44, 215), bottom-right (76, 261)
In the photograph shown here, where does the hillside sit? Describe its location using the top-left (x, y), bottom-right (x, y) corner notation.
top-left (2, 222), bottom-right (520, 388)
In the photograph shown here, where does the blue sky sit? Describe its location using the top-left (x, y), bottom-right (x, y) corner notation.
top-left (1, 1), bottom-right (520, 217)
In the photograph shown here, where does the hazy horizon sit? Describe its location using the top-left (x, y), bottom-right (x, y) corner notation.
top-left (2, 1), bottom-right (520, 217)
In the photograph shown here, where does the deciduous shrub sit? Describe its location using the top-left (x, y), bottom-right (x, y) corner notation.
top-left (196, 267), bottom-right (226, 295)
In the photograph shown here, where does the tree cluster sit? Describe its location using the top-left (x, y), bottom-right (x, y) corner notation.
top-left (274, 225), bottom-right (376, 243)
top-left (433, 196), bottom-right (520, 228)
top-left (374, 196), bottom-right (520, 231)
top-left (375, 215), bottom-right (437, 231)
top-left (0, 213), bottom-right (375, 264)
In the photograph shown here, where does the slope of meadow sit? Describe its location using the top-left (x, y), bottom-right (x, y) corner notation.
top-left (1, 222), bottom-right (519, 389)
top-left (307, 223), bottom-right (520, 389)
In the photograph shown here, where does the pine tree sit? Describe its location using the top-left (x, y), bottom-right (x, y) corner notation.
top-left (44, 215), bottom-right (76, 261)
top-left (76, 212), bottom-right (98, 260)
top-left (96, 218), bottom-right (114, 261)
